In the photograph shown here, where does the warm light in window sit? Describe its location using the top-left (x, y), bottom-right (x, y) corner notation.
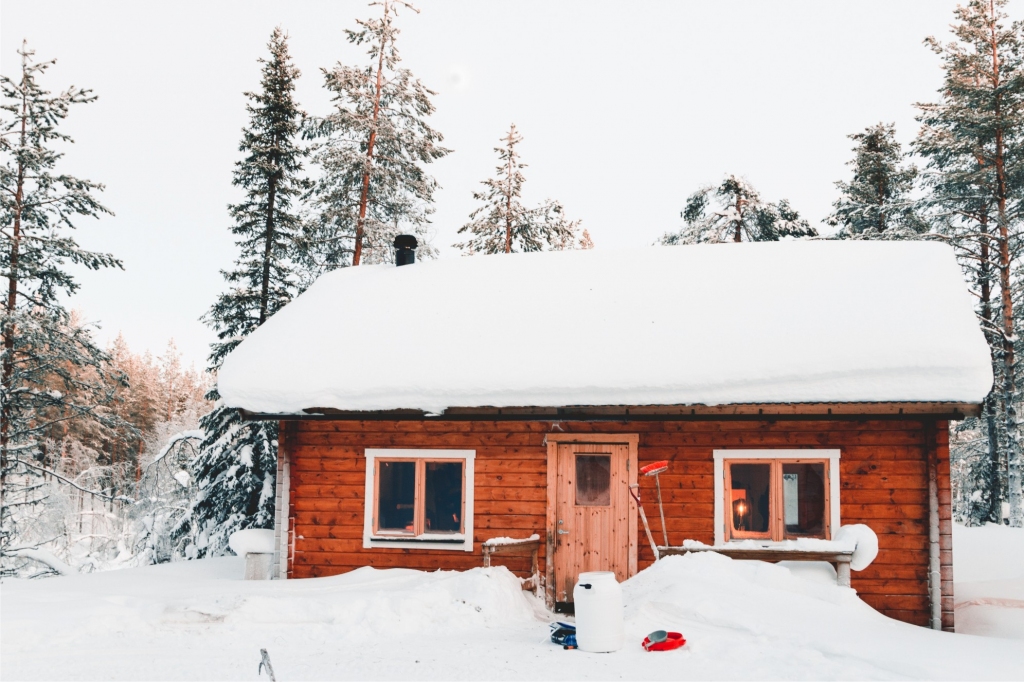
top-left (733, 497), bottom-right (749, 521)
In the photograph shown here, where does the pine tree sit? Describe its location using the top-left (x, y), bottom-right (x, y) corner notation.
top-left (660, 175), bottom-right (817, 245)
top-left (304, 0), bottom-right (450, 269)
top-left (189, 28), bottom-right (307, 557)
top-left (915, 0), bottom-right (1024, 526)
top-left (454, 124), bottom-right (587, 254)
top-left (0, 42), bottom-right (126, 573)
top-left (829, 123), bottom-right (928, 239)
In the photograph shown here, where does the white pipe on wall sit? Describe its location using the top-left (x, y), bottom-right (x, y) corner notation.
top-left (926, 422), bottom-right (942, 630)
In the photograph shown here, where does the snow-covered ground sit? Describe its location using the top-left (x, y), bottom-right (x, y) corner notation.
top-left (954, 523), bottom-right (1024, 640)
top-left (3, 530), bottom-right (1022, 682)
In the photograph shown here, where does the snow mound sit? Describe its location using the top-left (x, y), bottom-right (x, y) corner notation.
top-left (954, 523), bottom-right (1024, 641)
top-left (218, 241), bottom-right (993, 414)
top-left (228, 528), bottom-right (275, 556)
top-left (835, 523), bottom-right (879, 571)
top-left (622, 552), bottom-right (867, 636)
top-left (3, 553), bottom-right (1023, 679)
top-left (227, 566), bottom-right (539, 634)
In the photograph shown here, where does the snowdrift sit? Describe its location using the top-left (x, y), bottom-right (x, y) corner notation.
top-left (3, 549), bottom-right (1022, 680)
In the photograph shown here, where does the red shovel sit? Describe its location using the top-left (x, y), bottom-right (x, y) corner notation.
top-left (641, 460), bottom-right (670, 548)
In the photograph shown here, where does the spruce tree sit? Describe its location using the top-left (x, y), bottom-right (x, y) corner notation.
top-left (660, 175), bottom-right (817, 245)
top-left (304, 0), bottom-right (450, 269)
top-left (189, 28), bottom-right (306, 557)
top-left (0, 42), bottom-right (125, 574)
top-left (915, 0), bottom-right (1024, 526)
top-left (829, 123), bottom-right (928, 239)
top-left (455, 124), bottom-right (588, 254)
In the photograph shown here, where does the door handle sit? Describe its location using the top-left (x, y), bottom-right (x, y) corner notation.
top-left (557, 529), bottom-right (569, 535)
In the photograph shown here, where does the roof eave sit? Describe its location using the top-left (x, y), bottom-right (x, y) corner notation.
top-left (239, 401), bottom-right (980, 422)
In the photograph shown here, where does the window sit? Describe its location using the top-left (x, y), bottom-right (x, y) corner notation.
top-left (363, 449), bottom-right (475, 551)
top-left (713, 450), bottom-right (840, 544)
top-left (575, 454), bottom-right (611, 506)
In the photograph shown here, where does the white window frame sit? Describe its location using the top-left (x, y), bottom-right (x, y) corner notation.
top-left (362, 448), bottom-right (475, 552)
top-left (713, 449), bottom-right (840, 546)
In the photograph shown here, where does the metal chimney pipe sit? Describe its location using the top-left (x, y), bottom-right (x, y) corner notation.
top-left (394, 234), bottom-right (418, 266)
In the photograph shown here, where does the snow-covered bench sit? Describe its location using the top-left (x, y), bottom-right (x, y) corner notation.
top-left (482, 534), bottom-right (541, 594)
top-left (661, 527), bottom-right (878, 587)
top-left (659, 545), bottom-right (855, 586)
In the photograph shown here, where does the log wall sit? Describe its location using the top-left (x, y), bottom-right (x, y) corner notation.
top-left (282, 418), bottom-right (954, 630)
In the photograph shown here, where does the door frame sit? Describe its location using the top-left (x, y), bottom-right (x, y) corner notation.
top-left (544, 433), bottom-right (639, 608)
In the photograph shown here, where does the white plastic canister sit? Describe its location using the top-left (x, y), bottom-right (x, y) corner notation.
top-left (573, 571), bottom-right (624, 652)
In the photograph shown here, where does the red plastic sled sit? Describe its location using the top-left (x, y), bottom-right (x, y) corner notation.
top-left (641, 631), bottom-right (686, 652)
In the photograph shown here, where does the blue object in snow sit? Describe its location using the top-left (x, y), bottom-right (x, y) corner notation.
top-left (549, 621), bottom-right (577, 648)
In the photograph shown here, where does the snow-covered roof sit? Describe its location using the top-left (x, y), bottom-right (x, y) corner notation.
top-left (218, 241), bottom-right (993, 415)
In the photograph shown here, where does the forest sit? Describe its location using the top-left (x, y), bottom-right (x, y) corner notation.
top-left (1, 0), bottom-right (1022, 576)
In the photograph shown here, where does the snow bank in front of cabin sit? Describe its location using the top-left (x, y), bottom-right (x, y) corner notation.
top-left (218, 242), bottom-right (993, 415)
top-left (954, 523), bottom-right (1024, 640)
top-left (4, 549), bottom-right (1022, 679)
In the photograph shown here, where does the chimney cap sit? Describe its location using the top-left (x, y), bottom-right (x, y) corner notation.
top-left (394, 234), bottom-right (418, 249)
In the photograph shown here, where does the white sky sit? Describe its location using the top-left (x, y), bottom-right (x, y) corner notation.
top-left (2, 0), bottom-right (1003, 369)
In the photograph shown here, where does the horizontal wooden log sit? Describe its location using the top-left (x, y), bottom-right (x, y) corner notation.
top-left (657, 420), bottom-right (933, 433)
top-left (880, 609), bottom-right (928, 626)
top-left (300, 420), bottom-right (555, 433)
top-left (295, 526), bottom-right (363, 540)
top-left (840, 489), bottom-right (927, 505)
top-left (840, 504), bottom-right (927, 520)
top-left (842, 461), bottom-right (927, 475)
top-left (855, 564), bottom-right (929, 580)
top-left (292, 432), bottom-right (545, 447)
top-left (476, 472), bottom-right (546, 487)
top-left (834, 446), bottom-right (927, 460)
top-left (293, 552), bottom-right (483, 570)
top-left (840, 475), bottom-right (928, 490)
top-left (858, 593), bottom-right (929, 611)
top-left (640, 431), bottom-right (926, 447)
top-left (476, 500), bottom-right (545, 516)
top-left (475, 486), bottom-right (546, 502)
top-left (852, 579), bottom-right (934, 595)
top-left (475, 515), bottom-right (545, 530)
top-left (294, 511), bottom-right (362, 527)
top-left (475, 459), bottom-right (546, 473)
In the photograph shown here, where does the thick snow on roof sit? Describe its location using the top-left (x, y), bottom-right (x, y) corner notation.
top-left (218, 241), bottom-right (993, 415)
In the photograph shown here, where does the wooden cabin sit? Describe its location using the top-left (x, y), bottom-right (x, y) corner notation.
top-left (218, 240), bottom-right (993, 632)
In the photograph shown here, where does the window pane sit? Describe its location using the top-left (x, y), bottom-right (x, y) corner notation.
top-left (782, 463), bottom-right (826, 536)
top-left (425, 462), bottom-right (463, 533)
top-left (575, 455), bottom-right (611, 506)
top-left (378, 461), bottom-right (415, 531)
top-left (729, 463), bottom-right (771, 533)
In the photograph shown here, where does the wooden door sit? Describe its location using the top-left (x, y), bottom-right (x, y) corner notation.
top-left (552, 442), bottom-right (633, 603)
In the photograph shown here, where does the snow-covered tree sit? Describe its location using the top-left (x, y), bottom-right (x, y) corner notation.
top-left (454, 124), bottom-right (587, 254)
top-left (304, 0), bottom-right (449, 269)
top-left (829, 123), bottom-right (928, 239)
top-left (0, 43), bottom-right (126, 575)
top-left (189, 28), bottom-right (307, 557)
top-left (660, 175), bottom-right (817, 245)
top-left (915, 0), bottom-right (1024, 526)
